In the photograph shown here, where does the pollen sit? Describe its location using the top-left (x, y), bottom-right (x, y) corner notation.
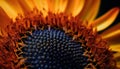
top-left (0, 9), bottom-right (116, 69)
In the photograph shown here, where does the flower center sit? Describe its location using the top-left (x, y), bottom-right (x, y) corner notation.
top-left (21, 28), bottom-right (89, 69)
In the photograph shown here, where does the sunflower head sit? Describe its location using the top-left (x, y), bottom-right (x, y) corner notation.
top-left (0, 0), bottom-right (119, 69)
top-left (0, 8), bottom-right (116, 69)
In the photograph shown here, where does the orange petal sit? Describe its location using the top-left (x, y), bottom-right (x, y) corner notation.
top-left (0, 0), bottom-right (18, 19)
top-left (110, 44), bottom-right (120, 52)
top-left (17, 0), bottom-right (32, 14)
top-left (47, 0), bottom-right (68, 13)
top-left (77, 0), bottom-right (100, 22)
top-left (32, 0), bottom-right (48, 11)
top-left (32, 0), bottom-right (48, 16)
top-left (117, 60), bottom-right (120, 68)
top-left (105, 31), bottom-right (120, 45)
top-left (4, 0), bottom-right (24, 15)
top-left (24, 0), bottom-right (36, 10)
top-left (101, 23), bottom-right (120, 36)
top-left (0, 7), bottom-right (11, 36)
top-left (114, 52), bottom-right (120, 59)
top-left (110, 44), bottom-right (120, 68)
top-left (64, 0), bottom-right (85, 16)
top-left (101, 23), bottom-right (120, 45)
top-left (47, 0), bottom-right (56, 13)
top-left (113, 52), bottom-right (120, 68)
top-left (92, 7), bottom-right (119, 31)
top-left (0, 7), bottom-right (10, 28)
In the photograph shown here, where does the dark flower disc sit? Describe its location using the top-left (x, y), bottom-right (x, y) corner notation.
top-left (21, 28), bottom-right (90, 69)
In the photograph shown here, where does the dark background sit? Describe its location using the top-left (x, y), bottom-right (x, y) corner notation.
top-left (97, 0), bottom-right (120, 32)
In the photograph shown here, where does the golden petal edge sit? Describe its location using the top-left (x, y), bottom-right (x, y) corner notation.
top-left (93, 7), bottom-right (119, 31)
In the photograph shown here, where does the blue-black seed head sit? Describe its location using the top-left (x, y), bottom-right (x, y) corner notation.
top-left (21, 28), bottom-right (89, 69)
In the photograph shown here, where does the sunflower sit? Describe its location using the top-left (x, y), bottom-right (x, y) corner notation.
top-left (0, 0), bottom-right (119, 69)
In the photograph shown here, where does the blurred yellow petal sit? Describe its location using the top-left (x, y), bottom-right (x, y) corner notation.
top-left (101, 23), bottom-right (120, 37)
top-left (1, 0), bottom-right (32, 17)
top-left (47, 0), bottom-right (68, 13)
top-left (5, 0), bottom-right (36, 15)
top-left (92, 7), bottom-right (119, 31)
top-left (101, 23), bottom-right (120, 45)
top-left (17, 0), bottom-right (32, 14)
top-left (0, 7), bottom-right (11, 36)
top-left (33, 0), bottom-right (48, 11)
top-left (24, 0), bottom-right (36, 10)
top-left (0, 0), bottom-right (17, 19)
top-left (110, 44), bottom-right (120, 52)
top-left (4, 0), bottom-right (23, 16)
top-left (32, 0), bottom-right (48, 16)
top-left (117, 62), bottom-right (120, 68)
top-left (114, 52), bottom-right (120, 68)
top-left (0, 7), bottom-right (10, 28)
top-left (103, 30), bottom-right (120, 44)
top-left (65, 0), bottom-right (85, 16)
top-left (114, 52), bottom-right (120, 59)
top-left (77, 0), bottom-right (100, 22)
top-left (110, 45), bottom-right (120, 68)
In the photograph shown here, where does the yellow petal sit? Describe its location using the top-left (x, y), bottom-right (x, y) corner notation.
top-left (92, 7), bottom-right (119, 31)
top-left (47, 0), bottom-right (68, 13)
top-left (0, 7), bottom-right (10, 28)
top-left (77, 0), bottom-right (100, 22)
top-left (106, 32), bottom-right (120, 45)
top-left (0, 7), bottom-right (11, 36)
top-left (110, 45), bottom-right (120, 68)
top-left (4, 0), bottom-right (23, 15)
top-left (32, 0), bottom-right (48, 16)
top-left (57, 0), bottom-right (68, 13)
top-left (47, 0), bottom-right (56, 13)
top-left (24, 0), bottom-right (36, 10)
top-left (0, 7), bottom-right (10, 32)
top-left (114, 52), bottom-right (120, 59)
top-left (17, 0), bottom-right (32, 14)
top-left (64, 0), bottom-right (85, 16)
top-left (113, 52), bottom-right (120, 68)
top-left (101, 23), bottom-right (120, 45)
top-left (110, 44), bottom-right (120, 52)
top-left (0, 0), bottom-right (17, 19)
top-left (101, 23), bottom-right (120, 37)
top-left (33, 0), bottom-right (48, 11)
top-left (117, 61), bottom-right (120, 68)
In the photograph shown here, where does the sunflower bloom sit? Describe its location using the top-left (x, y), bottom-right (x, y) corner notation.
top-left (0, 0), bottom-right (119, 69)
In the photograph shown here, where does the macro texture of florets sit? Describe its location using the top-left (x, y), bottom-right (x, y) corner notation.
top-left (0, 9), bottom-right (116, 69)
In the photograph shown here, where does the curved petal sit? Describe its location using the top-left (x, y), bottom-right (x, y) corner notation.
top-left (32, 0), bottom-right (48, 16)
top-left (0, 7), bottom-right (10, 28)
top-left (64, 0), bottom-right (85, 16)
top-left (24, 0), bottom-right (36, 10)
top-left (117, 60), bottom-right (120, 68)
top-left (101, 23), bottom-right (120, 45)
top-left (4, 0), bottom-right (24, 15)
top-left (0, 7), bottom-right (11, 36)
top-left (33, 0), bottom-right (48, 11)
top-left (77, 0), bottom-right (100, 22)
top-left (0, 0), bottom-right (17, 19)
top-left (113, 52), bottom-right (120, 68)
top-left (101, 23), bottom-right (120, 37)
top-left (17, 0), bottom-right (32, 14)
top-left (104, 31), bottom-right (120, 45)
top-left (110, 44), bottom-right (120, 52)
top-left (102, 23), bottom-right (120, 68)
top-left (5, 0), bottom-right (37, 15)
top-left (92, 7), bottom-right (119, 31)
top-left (47, 0), bottom-right (68, 13)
